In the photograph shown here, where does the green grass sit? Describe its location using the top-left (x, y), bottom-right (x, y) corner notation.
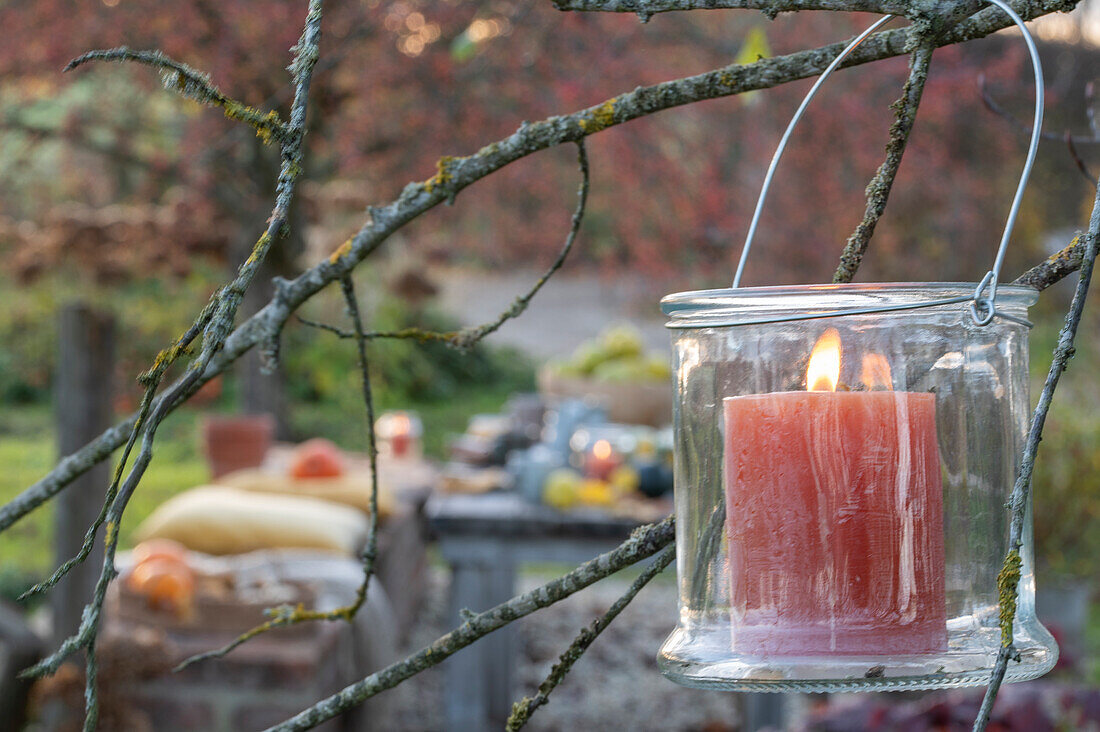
top-left (0, 406), bottom-right (208, 583)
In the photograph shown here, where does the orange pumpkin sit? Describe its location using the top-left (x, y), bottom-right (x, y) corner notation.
top-left (126, 557), bottom-right (196, 616)
top-left (289, 438), bottom-right (346, 479)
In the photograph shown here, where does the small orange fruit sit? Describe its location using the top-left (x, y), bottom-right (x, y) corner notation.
top-left (289, 438), bottom-right (346, 479)
top-left (127, 557), bottom-right (195, 616)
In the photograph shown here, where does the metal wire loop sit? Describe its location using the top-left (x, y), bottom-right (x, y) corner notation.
top-left (731, 0), bottom-right (1045, 329)
top-left (969, 270), bottom-right (998, 326)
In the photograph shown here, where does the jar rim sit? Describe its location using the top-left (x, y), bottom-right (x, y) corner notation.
top-left (661, 282), bottom-right (1039, 326)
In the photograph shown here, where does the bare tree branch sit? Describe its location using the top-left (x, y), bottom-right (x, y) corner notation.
top-left (264, 517), bottom-right (675, 732)
top-left (973, 174), bottom-right (1100, 732)
top-left (833, 41), bottom-right (935, 283)
top-left (552, 0), bottom-right (913, 17)
top-left (552, 0), bottom-right (993, 29)
top-left (1011, 236), bottom-right (1087, 289)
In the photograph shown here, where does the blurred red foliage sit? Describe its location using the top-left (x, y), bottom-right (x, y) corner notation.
top-left (0, 1), bottom-right (1093, 288)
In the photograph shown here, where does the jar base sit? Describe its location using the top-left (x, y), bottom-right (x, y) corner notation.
top-left (657, 625), bottom-right (1058, 693)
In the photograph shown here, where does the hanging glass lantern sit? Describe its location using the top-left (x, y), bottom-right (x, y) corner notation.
top-left (658, 2), bottom-right (1058, 692)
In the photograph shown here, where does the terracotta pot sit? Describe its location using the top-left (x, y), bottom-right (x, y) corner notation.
top-left (201, 414), bottom-right (275, 479)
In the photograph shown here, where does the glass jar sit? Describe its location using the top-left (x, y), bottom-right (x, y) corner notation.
top-left (657, 283), bottom-right (1058, 692)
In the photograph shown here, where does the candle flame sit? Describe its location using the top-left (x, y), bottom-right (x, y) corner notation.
top-left (593, 439), bottom-right (613, 460)
top-left (860, 353), bottom-right (894, 391)
top-left (392, 412), bottom-right (412, 434)
top-left (806, 328), bottom-right (841, 392)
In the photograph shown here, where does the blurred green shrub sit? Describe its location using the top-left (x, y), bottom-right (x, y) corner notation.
top-left (1031, 303), bottom-right (1100, 581)
top-left (0, 282), bottom-right (54, 404)
top-left (0, 267), bottom-right (226, 408)
top-left (284, 294), bottom-right (534, 412)
top-left (0, 266), bottom-right (534, 415)
top-left (1032, 385), bottom-right (1100, 579)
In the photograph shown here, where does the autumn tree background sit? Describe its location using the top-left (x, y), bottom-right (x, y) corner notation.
top-left (0, 0), bottom-right (1099, 729)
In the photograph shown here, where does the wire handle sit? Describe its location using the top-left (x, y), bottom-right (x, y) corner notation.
top-left (731, 1), bottom-right (1045, 327)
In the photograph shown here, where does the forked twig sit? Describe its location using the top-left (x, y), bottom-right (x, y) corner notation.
top-left (300, 141), bottom-right (590, 350)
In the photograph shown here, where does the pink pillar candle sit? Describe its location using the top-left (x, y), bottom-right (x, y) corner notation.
top-left (723, 391), bottom-right (947, 656)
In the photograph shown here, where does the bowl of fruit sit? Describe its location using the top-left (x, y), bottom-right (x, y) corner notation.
top-left (539, 325), bottom-right (672, 427)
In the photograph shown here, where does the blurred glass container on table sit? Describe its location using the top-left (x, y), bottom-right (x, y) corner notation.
top-left (375, 410), bottom-right (424, 461)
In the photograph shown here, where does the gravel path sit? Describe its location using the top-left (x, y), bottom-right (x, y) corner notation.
top-left (434, 267), bottom-right (671, 360)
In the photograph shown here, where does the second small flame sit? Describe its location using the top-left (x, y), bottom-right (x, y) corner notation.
top-left (860, 353), bottom-right (894, 391)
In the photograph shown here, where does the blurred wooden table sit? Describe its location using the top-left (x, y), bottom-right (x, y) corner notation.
top-left (426, 491), bottom-right (646, 732)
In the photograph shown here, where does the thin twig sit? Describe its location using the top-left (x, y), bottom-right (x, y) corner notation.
top-left (265, 517), bottom-right (675, 731)
top-left (978, 74), bottom-right (1100, 146)
top-left (65, 48), bottom-right (291, 145)
top-left (301, 141), bottom-right (590, 350)
top-left (834, 42), bottom-right (935, 283)
top-left (505, 545), bottom-right (676, 731)
top-left (295, 317), bottom-right (455, 342)
top-left (972, 181), bottom-right (1100, 732)
top-left (1064, 131), bottom-right (1097, 187)
top-left (335, 274), bottom-right (382, 614)
top-left (174, 273), bottom-right (383, 671)
top-left (453, 141), bottom-right (589, 348)
top-left (979, 74), bottom-right (1100, 187)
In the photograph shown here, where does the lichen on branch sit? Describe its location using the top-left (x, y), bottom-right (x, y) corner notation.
top-left (65, 47), bottom-right (292, 145)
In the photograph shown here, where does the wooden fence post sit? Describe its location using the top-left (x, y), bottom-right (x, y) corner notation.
top-left (53, 303), bottom-right (115, 647)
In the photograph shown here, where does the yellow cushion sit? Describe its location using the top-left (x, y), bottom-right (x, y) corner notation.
top-left (134, 486), bottom-right (368, 556)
